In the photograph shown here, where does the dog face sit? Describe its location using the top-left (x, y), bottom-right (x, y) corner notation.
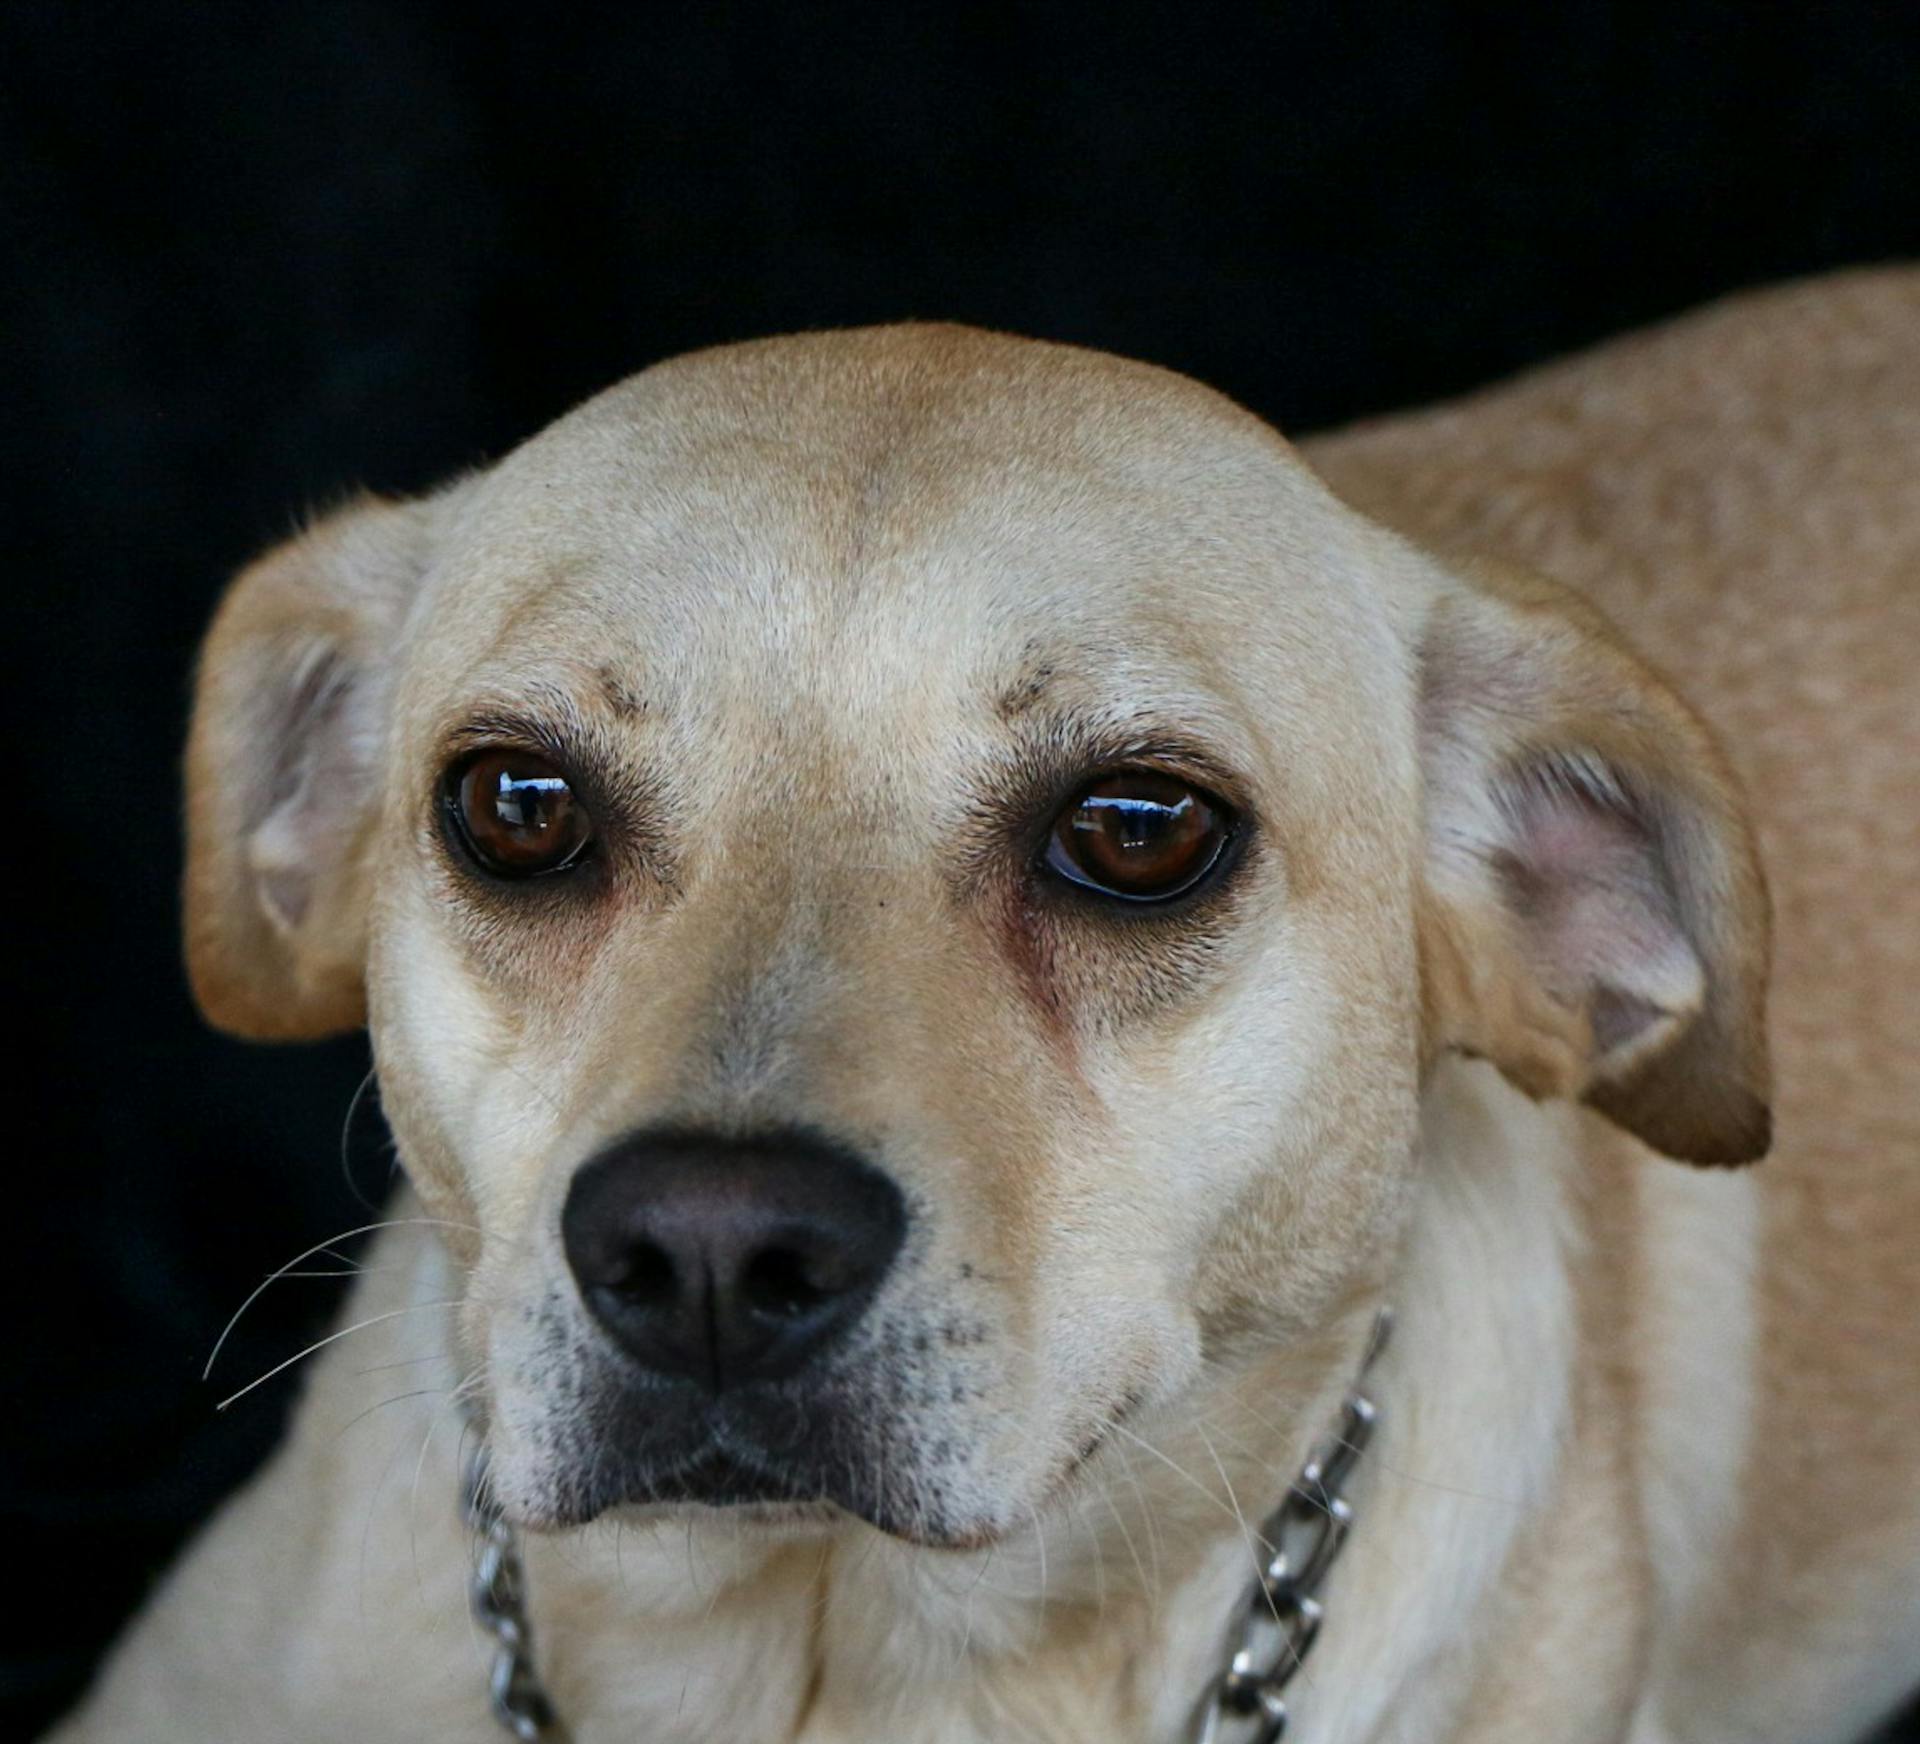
top-left (184, 326), bottom-right (1768, 1544)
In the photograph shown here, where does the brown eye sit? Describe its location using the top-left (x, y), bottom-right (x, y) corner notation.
top-left (446, 749), bottom-right (593, 879)
top-left (1044, 771), bottom-right (1234, 903)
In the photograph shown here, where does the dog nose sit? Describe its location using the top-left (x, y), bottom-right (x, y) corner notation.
top-left (561, 1128), bottom-right (907, 1391)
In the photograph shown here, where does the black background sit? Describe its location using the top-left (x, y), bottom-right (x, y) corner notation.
top-left (5, 2), bottom-right (1918, 1736)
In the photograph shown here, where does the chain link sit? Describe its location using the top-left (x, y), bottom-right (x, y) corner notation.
top-left (458, 1309), bottom-right (1389, 1744)
top-left (461, 1440), bottom-right (564, 1741)
top-left (1188, 1309), bottom-right (1392, 1744)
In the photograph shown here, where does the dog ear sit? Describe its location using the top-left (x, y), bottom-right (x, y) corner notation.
top-left (184, 488), bottom-right (462, 1040)
top-left (1415, 560), bottom-right (1771, 1165)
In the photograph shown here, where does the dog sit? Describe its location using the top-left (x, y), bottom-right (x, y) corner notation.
top-left (48, 268), bottom-right (1919, 1743)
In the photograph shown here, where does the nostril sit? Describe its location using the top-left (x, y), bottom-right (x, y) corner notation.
top-left (606, 1239), bottom-right (678, 1308)
top-left (562, 1126), bottom-right (908, 1386)
top-left (741, 1246), bottom-right (831, 1320)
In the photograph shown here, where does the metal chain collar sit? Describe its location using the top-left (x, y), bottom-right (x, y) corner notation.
top-left (1189, 1309), bottom-right (1391, 1744)
top-left (461, 1310), bottom-right (1390, 1744)
top-left (461, 1441), bottom-right (564, 1741)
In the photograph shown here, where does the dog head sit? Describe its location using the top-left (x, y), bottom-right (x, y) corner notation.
top-left (183, 326), bottom-right (1768, 1542)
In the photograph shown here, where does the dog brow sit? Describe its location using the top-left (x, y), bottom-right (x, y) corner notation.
top-left (434, 672), bottom-right (648, 775)
top-left (995, 654), bottom-right (1058, 720)
top-left (597, 665), bottom-right (647, 720)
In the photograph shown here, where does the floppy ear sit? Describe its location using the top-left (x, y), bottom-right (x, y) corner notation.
top-left (1416, 560), bottom-right (1771, 1165)
top-left (184, 488), bottom-right (460, 1040)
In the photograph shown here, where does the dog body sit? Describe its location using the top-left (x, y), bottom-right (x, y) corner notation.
top-left (50, 271), bottom-right (1920, 1743)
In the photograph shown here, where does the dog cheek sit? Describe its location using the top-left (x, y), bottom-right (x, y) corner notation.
top-left (991, 879), bottom-right (1080, 1062)
top-left (371, 902), bottom-right (577, 1219)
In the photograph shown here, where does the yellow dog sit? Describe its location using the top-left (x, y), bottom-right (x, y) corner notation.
top-left (52, 269), bottom-right (1920, 1743)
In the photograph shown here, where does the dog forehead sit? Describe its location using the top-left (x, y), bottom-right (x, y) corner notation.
top-left (411, 325), bottom-right (1404, 750)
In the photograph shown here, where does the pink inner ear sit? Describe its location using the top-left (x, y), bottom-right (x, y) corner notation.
top-left (1493, 762), bottom-right (1706, 1065)
top-left (239, 644), bottom-right (372, 944)
top-left (249, 810), bottom-right (314, 934)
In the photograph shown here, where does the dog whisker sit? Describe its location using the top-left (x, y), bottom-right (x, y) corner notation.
top-left (1096, 1470), bottom-right (1155, 1620)
top-left (333, 1382), bottom-right (456, 1445)
top-left (214, 1300), bottom-right (465, 1412)
top-left (354, 1349), bottom-right (460, 1378)
top-left (403, 1372), bottom-right (482, 1612)
top-left (1094, 1420), bottom-right (1248, 1539)
top-left (203, 1217), bottom-right (482, 1382)
top-left (1195, 1420), bottom-right (1275, 1578)
top-left (338, 1065), bottom-right (385, 1216)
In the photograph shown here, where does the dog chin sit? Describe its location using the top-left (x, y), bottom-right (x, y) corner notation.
top-left (514, 1447), bottom-right (1010, 1550)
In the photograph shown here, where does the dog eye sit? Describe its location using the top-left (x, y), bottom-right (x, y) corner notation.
top-left (1044, 771), bottom-right (1233, 903)
top-left (446, 749), bottom-right (594, 879)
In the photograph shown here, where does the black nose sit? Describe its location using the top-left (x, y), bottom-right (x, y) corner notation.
top-left (561, 1127), bottom-right (907, 1391)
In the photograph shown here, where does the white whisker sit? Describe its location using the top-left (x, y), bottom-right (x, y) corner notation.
top-left (203, 1217), bottom-right (481, 1381)
top-left (214, 1300), bottom-right (463, 1412)
top-left (338, 1065), bottom-right (384, 1215)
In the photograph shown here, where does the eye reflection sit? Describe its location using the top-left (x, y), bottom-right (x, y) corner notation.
top-left (447, 748), bottom-right (594, 878)
top-left (1044, 770), bottom-right (1232, 902)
